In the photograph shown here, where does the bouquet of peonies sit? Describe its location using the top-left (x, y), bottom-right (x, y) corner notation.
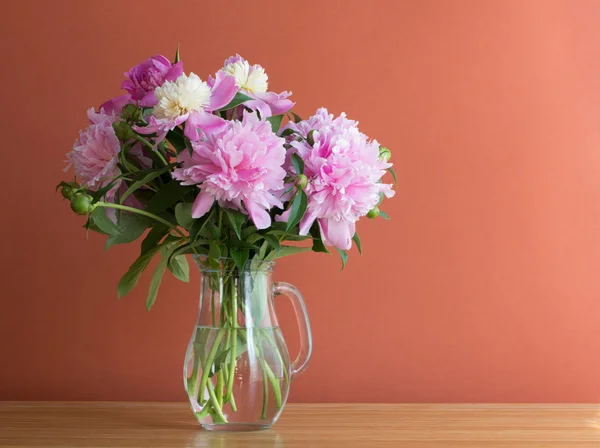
top-left (57, 49), bottom-right (396, 428)
top-left (57, 49), bottom-right (396, 308)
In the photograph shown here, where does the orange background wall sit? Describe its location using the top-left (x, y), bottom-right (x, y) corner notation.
top-left (2, 0), bottom-right (600, 402)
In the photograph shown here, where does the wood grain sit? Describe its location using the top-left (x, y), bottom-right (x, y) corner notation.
top-left (1, 403), bottom-right (600, 447)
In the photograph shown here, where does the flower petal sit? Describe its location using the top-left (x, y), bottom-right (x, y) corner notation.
top-left (139, 90), bottom-right (158, 107)
top-left (275, 209), bottom-right (291, 223)
top-left (319, 218), bottom-right (354, 250)
top-left (207, 71), bottom-right (237, 111)
top-left (254, 91), bottom-right (295, 115)
top-left (165, 61), bottom-right (184, 82)
top-left (245, 98), bottom-right (272, 118)
top-left (184, 111), bottom-right (227, 141)
top-left (192, 191), bottom-right (215, 218)
top-left (244, 200), bottom-right (271, 230)
top-left (298, 209), bottom-right (318, 235)
top-left (99, 94), bottom-right (131, 116)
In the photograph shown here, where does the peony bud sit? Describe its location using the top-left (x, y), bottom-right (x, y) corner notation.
top-left (61, 182), bottom-right (80, 200)
top-left (379, 146), bottom-right (391, 161)
top-left (296, 174), bottom-right (308, 189)
top-left (306, 130), bottom-right (315, 147)
top-left (121, 104), bottom-right (144, 122)
top-left (70, 193), bottom-right (94, 215)
top-left (367, 206), bottom-right (380, 219)
top-left (112, 121), bottom-right (135, 140)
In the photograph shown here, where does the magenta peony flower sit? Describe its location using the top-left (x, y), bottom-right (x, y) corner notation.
top-left (134, 71), bottom-right (237, 143)
top-left (173, 112), bottom-right (286, 229)
top-left (66, 108), bottom-right (122, 191)
top-left (99, 94), bottom-right (132, 116)
top-left (122, 55), bottom-right (183, 107)
top-left (282, 108), bottom-right (395, 250)
top-left (216, 54), bottom-right (294, 117)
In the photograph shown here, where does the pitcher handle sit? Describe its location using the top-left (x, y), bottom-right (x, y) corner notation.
top-left (274, 282), bottom-right (313, 379)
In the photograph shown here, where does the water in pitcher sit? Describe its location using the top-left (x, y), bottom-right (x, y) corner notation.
top-left (184, 326), bottom-right (291, 430)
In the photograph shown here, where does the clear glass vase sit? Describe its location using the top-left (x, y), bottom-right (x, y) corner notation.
top-left (183, 257), bottom-right (312, 431)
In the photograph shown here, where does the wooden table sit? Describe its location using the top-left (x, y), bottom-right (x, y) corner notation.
top-left (1, 403), bottom-right (600, 447)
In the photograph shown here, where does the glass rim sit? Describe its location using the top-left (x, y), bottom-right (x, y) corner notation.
top-left (192, 255), bottom-right (275, 273)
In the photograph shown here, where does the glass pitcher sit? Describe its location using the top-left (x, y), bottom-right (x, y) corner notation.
top-left (183, 257), bottom-right (312, 431)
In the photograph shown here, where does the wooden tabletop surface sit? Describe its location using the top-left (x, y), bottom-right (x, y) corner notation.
top-left (1, 402), bottom-right (600, 447)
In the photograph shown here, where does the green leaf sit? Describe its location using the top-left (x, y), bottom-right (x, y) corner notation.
top-left (387, 167), bottom-right (397, 185)
top-left (291, 153), bottom-right (304, 175)
top-left (263, 234), bottom-right (281, 254)
top-left (212, 333), bottom-right (247, 369)
top-left (335, 248), bottom-right (348, 270)
top-left (241, 225), bottom-right (257, 239)
top-left (265, 229), bottom-right (311, 242)
top-left (216, 92), bottom-right (253, 112)
top-left (306, 130), bottom-right (316, 146)
top-left (168, 254), bottom-right (189, 282)
top-left (309, 222), bottom-right (329, 254)
top-left (174, 203), bottom-right (194, 229)
top-left (266, 114), bottom-right (284, 133)
top-left (352, 232), bottom-right (362, 255)
top-left (117, 243), bottom-right (165, 298)
top-left (279, 128), bottom-right (298, 138)
top-left (166, 130), bottom-right (186, 153)
top-left (205, 220), bottom-right (222, 240)
top-left (90, 177), bottom-right (121, 202)
top-left (90, 207), bottom-right (117, 235)
top-left (379, 211), bottom-right (390, 220)
top-left (286, 191), bottom-right (308, 232)
top-left (56, 181), bottom-right (70, 191)
top-left (230, 247), bottom-right (249, 272)
top-left (189, 209), bottom-right (214, 243)
top-left (146, 245), bottom-right (173, 310)
top-left (141, 225), bottom-right (169, 255)
top-left (105, 213), bottom-right (149, 250)
top-left (146, 180), bottom-right (193, 214)
top-left (265, 245), bottom-right (311, 261)
top-left (171, 239), bottom-right (210, 258)
top-left (223, 208), bottom-right (246, 240)
top-left (174, 43), bottom-right (180, 63)
top-left (289, 111), bottom-right (302, 123)
top-left (120, 165), bottom-right (176, 204)
top-left (228, 239), bottom-right (260, 250)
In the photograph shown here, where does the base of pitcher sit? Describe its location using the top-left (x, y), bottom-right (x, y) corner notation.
top-left (203, 423), bottom-right (272, 431)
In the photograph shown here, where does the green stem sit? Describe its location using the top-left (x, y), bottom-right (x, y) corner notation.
top-left (196, 405), bottom-right (210, 419)
top-left (238, 330), bottom-right (283, 410)
top-left (261, 361), bottom-right (269, 419)
top-left (206, 380), bottom-right (227, 423)
top-left (216, 370), bottom-right (224, 407)
top-left (226, 327), bottom-right (237, 403)
top-left (187, 351), bottom-right (201, 399)
top-left (225, 277), bottom-right (238, 404)
top-left (263, 360), bottom-right (282, 410)
top-left (265, 330), bottom-right (289, 385)
top-left (221, 361), bottom-right (237, 411)
top-left (134, 135), bottom-right (170, 166)
top-left (197, 328), bottom-right (226, 403)
top-left (211, 290), bottom-right (216, 327)
top-left (94, 202), bottom-right (186, 238)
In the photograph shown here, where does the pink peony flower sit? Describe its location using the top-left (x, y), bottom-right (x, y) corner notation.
top-left (173, 112), bottom-right (286, 229)
top-left (66, 108), bottom-right (122, 191)
top-left (216, 54), bottom-right (294, 117)
top-left (122, 55), bottom-right (183, 107)
top-left (281, 108), bottom-right (395, 250)
top-left (134, 71), bottom-right (237, 144)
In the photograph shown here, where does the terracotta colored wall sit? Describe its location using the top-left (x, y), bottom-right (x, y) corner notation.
top-left (2, 0), bottom-right (600, 402)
